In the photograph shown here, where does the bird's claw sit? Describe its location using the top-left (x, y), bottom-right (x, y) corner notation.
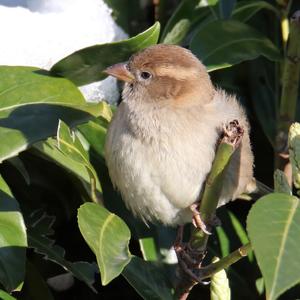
top-left (190, 203), bottom-right (221, 235)
top-left (174, 233), bottom-right (210, 285)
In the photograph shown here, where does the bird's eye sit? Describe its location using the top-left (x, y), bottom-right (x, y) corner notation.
top-left (140, 71), bottom-right (152, 80)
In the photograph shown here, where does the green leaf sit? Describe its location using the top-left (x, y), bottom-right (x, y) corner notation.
top-left (0, 290), bottom-right (16, 300)
top-left (27, 211), bottom-right (97, 292)
top-left (288, 123), bottom-right (300, 189)
top-left (274, 169), bottom-right (292, 195)
top-left (216, 227), bottom-right (230, 257)
top-left (33, 137), bottom-right (102, 198)
top-left (190, 20), bottom-right (281, 71)
top-left (255, 277), bottom-right (265, 295)
top-left (139, 238), bottom-right (159, 261)
top-left (0, 175), bottom-right (27, 292)
top-left (51, 22), bottom-right (160, 86)
top-left (77, 118), bottom-right (109, 160)
top-left (0, 66), bottom-right (101, 163)
top-left (232, 1), bottom-right (279, 23)
top-left (161, 0), bottom-right (212, 43)
top-left (218, 0), bottom-right (236, 19)
top-left (247, 193), bottom-right (300, 300)
top-left (210, 257), bottom-right (231, 300)
top-left (7, 157), bottom-right (30, 185)
top-left (57, 120), bottom-right (101, 202)
top-left (228, 212), bottom-right (253, 262)
top-left (122, 256), bottom-right (173, 300)
top-left (78, 203), bottom-right (131, 285)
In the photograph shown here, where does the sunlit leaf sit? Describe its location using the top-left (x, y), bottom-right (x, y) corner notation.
top-left (288, 123), bottom-right (300, 189)
top-left (51, 22), bottom-right (160, 86)
top-left (78, 203), bottom-right (131, 285)
top-left (0, 175), bottom-right (27, 292)
top-left (0, 66), bottom-right (101, 163)
top-left (247, 193), bottom-right (300, 300)
top-left (57, 120), bottom-right (101, 202)
top-left (210, 257), bottom-right (231, 300)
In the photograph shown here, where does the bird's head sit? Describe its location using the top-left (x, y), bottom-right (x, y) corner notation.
top-left (104, 44), bottom-right (214, 106)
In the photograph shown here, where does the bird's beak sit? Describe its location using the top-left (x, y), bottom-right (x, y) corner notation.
top-left (103, 63), bottom-right (134, 83)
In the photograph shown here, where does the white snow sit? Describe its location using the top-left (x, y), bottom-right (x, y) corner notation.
top-left (0, 0), bottom-right (128, 103)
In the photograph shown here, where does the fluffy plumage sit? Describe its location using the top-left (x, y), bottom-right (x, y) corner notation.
top-left (104, 44), bottom-right (253, 226)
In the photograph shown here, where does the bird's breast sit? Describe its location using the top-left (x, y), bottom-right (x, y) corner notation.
top-left (105, 101), bottom-right (218, 225)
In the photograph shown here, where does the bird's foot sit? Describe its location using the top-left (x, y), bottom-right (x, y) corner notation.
top-left (174, 228), bottom-right (210, 285)
top-left (190, 204), bottom-right (220, 235)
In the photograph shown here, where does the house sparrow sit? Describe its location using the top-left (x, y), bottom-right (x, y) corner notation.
top-left (104, 44), bottom-right (253, 227)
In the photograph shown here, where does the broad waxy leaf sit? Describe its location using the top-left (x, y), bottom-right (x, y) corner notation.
top-left (191, 20), bottom-right (281, 71)
top-left (122, 256), bottom-right (173, 300)
top-left (33, 137), bottom-right (102, 198)
top-left (288, 123), bottom-right (300, 189)
top-left (232, 1), bottom-right (279, 23)
top-left (0, 66), bottom-right (101, 163)
top-left (247, 193), bottom-right (300, 300)
top-left (78, 203), bottom-right (131, 285)
top-left (0, 175), bottom-right (27, 292)
top-left (51, 22), bottom-right (160, 86)
top-left (27, 211), bottom-right (97, 291)
top-left (210, 257), bottom-right (231, 300)
top-left (57, 120), bottom-right (101, 202)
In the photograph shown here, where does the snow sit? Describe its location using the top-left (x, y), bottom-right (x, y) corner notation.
top-left (0, 0), bottom-right (128, 103)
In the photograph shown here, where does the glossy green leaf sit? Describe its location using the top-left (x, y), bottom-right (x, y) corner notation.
top-left (33, 137), bottom-right (102, 198)
top-left (232, 1), bottom-right (279, 23)
top-left (247, 193), bottom-right (300, 300)
top-left (0, 175), bottom-right (27, 292)
top-left (274, 169), bottom-right (292, 194)
top-left (139, 238), bottom-right (159, 261)
top-left (77, 118), bottom-right (109, 160)
top-left (0, 290), bottom-right (16, 300)
top-left (218, 0), bottom-right (236, 19)
top-left (289, 123), bottom-right (300, 189)
top-left (191, 20), bottom-right (281, 71)
top-left (57, 120), bottom-right (101, 202)
top-left (122, 256), bottom-right (173, 300)
top-left (210, 257), bottom-right (231, 300)
top-left (27, 211), bottom-right (97, 291)
top-left (51, 22), bottom-right (160, 86)
top-left (161, 0), bottom-right (212, 43)
top-left (0, 66), bottom-right (101, 163)
top-left (78, 203), bottom-right (131, 285)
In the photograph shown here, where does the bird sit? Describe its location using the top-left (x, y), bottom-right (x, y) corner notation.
top-left (104, 44), bottom-right (254, 229)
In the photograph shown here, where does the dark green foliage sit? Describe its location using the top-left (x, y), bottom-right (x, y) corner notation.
top-left (1, 1), bottom-right (300, 299)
